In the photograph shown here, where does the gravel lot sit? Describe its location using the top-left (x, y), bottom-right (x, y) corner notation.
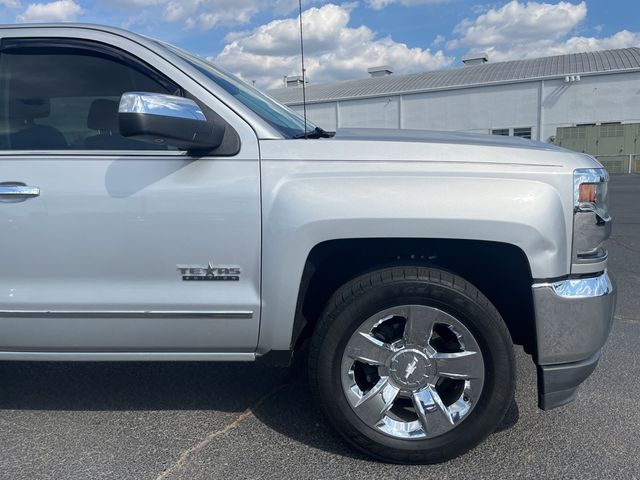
top-left (1, 175), bottom-right (638, 480)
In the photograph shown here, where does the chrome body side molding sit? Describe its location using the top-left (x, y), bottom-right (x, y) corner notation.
top-left (0, 310), bottom-right (254, 319)
top-left (0, 351), bottom-right (256, 361)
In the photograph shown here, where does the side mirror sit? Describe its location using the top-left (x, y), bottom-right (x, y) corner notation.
top-left (118, 92), bottom-right (225, 152)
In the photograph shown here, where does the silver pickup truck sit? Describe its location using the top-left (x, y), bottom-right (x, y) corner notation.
top-left (0, 24), bottom-right (616, 464)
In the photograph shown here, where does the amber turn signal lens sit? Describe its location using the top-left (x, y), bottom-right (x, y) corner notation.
top-left (579, 183), bottom-right (597, 203)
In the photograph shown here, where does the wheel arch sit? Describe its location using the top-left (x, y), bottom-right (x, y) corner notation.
top-left (290, 238), bottom-right (536, 356)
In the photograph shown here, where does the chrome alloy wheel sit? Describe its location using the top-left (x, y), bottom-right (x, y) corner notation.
top-left (340, 305), bottom-right (485, 440)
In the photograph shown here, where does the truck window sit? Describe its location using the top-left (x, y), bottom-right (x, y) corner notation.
top-left (0, 39), bottom-right (180, 151)
top-left (162, 43), bottom-right (317, 139)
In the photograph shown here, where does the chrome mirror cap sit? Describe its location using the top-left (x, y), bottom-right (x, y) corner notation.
top-left (119, 93), bottom-right (206, 122)
top-left (118, 92), bottom-right (225, 152)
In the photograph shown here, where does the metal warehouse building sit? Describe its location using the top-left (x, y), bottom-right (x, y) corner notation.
top-left (269, 48), bottom-right (640, 172)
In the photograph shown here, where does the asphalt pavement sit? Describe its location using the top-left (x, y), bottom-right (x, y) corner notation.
top-left (1, 175), bottom-right (639, 479)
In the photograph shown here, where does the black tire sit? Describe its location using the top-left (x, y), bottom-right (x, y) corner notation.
top-left (308, 266), bottom-right (515, 464)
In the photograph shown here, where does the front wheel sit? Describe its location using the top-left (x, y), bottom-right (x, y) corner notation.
top-left (309, 266), bottom-right (515, 464)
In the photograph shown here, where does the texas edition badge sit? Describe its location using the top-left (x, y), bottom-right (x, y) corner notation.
top-left (176, 263), bottom-right (241, 281)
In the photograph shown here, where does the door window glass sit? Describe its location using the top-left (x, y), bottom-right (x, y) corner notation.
top-left (0, 39), bottom-right (180, 150)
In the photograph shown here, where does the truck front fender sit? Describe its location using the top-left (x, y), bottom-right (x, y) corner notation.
top-left (258, 171), bottom-right (570, 352)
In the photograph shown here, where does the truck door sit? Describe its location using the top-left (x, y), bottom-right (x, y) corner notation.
top-left (0, 36), bottom-right (261, 357)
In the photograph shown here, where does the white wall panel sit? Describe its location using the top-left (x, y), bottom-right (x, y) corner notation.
top-left (291, 103), bottom-right (337, 131)
top-left (338, 97), bottom-right (399, 129)
top-left (402, 82), bottom-right (539, 134)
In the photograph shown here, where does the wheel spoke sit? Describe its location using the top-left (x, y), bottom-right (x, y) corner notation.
top-left (412, 387), bottom-right (454, 436)
top-left (402, 306), bottom-right (438, 346)
top-left (354, 378), bottom-right (400, 426)
top-left (433, 351), bottom-right (482, 380)
top-left (341, 304), bottom-right (486, 441)
top-left (345, 331), bottom-right (393, 366)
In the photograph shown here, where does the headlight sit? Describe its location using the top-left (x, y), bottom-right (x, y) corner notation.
top-left (574, 168), bottom-right (609, 213)
top-left (572, 168), bottom-right (611, 271)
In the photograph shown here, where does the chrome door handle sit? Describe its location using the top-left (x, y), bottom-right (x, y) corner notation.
top-left (0, 183), bottom-right (40, 202)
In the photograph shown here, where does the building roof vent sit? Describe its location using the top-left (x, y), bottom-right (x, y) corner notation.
top-left (284, 75), bottom-right (306, 88)
top-left (461, 53), bottom-right (489, 66)
top-left (367, 66), bottom-right (393, 78)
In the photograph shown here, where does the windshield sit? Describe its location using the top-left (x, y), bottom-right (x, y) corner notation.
top-left (163, 44), bottom-right (315, 138)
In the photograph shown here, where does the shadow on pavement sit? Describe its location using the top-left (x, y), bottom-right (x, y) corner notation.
top-left (0, 360), bottom-right (519, 460)
top-left (250, 370), bottom-right (521, 460)
top-left (0, 361), bottom-right (287, 412)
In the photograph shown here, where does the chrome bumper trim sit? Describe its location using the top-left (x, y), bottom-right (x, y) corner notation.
top-left (533, 270), bottom-right (613, 298)
top-left (532, 270), bottom-right (616, 408)
top-left (532, 270), bottom-right (616, 366)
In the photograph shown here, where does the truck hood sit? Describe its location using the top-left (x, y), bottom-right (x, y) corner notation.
top-left (333, 128), bottom-right (562, 152)
top-left (261, 127), bottom-right (602, 171)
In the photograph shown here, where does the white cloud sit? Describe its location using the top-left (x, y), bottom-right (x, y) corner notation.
top-left (431, 34), bottom-right (445, 46)
top-left (141, 0), bottom-right (263, 29)
top-left (17, 0), bottom-right (82, 22)
top-left (535, 30), bottom-right (640, 57)
top-left (449, 1), bottom-right (587, 50)
top-left (227, 3), bottom-right (353, 56)
top-left (214, 3), bottom-right (453, 90)
top-left (105, 0), bottom-right (165, 5)
top-left (449, 1), bottom-right (640, 62)
top-left (106, 0), bottom-right (317, 30)
top-left (1, 0), bottom-right (20, 8)
top-left (366, 0), bottom-right (449, 9)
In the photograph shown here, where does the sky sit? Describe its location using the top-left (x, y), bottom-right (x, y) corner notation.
top-left (0, 0), bottom-right (639, 90)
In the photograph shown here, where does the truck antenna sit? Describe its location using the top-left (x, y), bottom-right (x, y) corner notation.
top-left (298, 0), bottom-right (308, 138)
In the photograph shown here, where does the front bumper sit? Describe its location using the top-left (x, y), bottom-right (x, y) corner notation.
top-left (532, 271), bottom-right (616, 410)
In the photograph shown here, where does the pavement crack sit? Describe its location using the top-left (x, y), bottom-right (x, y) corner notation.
top-left (616, 315), bottom-right (640, 323)
top-left (155, 383), bottom-right (288, 480)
